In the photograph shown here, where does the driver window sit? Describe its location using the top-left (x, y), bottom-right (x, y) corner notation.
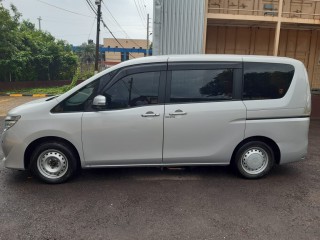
top-left (103, 71), bottom-right (160, 110)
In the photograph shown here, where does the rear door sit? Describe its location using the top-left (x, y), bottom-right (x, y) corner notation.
top-left (163, 62), bottom-right (246, 164)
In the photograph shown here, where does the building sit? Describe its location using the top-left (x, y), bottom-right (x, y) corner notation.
top-left (153, 0), bottom-right (320, 89)
top-left (103, 38), bottom-right (150, 66)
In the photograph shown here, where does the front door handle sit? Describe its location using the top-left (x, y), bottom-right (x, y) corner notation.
top-left (169, 109), bottom-right (187, 116)
top-left (141, 111), bottom-right (160, 117)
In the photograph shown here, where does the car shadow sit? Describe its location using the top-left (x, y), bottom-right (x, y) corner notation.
top-left (3, 163), bottom-right (303, 186)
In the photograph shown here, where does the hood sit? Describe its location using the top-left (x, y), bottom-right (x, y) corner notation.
top-left (20, 96), bottom-right (55, 106)
top-left (7, 97), bottom-right (59, 116)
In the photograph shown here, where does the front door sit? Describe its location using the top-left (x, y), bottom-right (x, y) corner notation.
top-left (82, 69), bottom-right (166, 166)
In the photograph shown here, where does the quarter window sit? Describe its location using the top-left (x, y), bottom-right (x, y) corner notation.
top-left (103, 72), bottom-right (160, 110)
top-left (170, 69), bottom-right (233, 103)
top-left (51, 69), bottom-right (118, 113)
top-left (51, 80), bottom-right (100, 113)
top-left (243, 62), bottom-right (295, 100)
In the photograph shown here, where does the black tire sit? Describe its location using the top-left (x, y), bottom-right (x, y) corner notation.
top-left (30, 141), bottom-right (78, 184)
top-left (234, 141), bottom-right (275, 179)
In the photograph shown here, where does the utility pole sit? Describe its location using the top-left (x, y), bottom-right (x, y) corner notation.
top-left (37, 16), bottom-right (42, 30)
top-left (146, 13), bottom-right (149, 56)
top-left (95, 0), bottom-right (102, 74)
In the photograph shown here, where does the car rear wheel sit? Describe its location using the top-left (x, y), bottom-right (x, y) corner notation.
top-left (234, 141), bottom-right (275, 179)
top-left (30, 142), bottom-right (78, 184)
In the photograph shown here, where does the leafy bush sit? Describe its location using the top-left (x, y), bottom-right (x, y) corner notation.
top-left (0, 2), bottom-right (78, 82)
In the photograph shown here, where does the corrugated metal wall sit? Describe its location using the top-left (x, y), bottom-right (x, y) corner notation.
top-left (153, 0), bottom-right (206, 55)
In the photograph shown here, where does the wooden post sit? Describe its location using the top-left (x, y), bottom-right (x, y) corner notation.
top-left (273, 0), bottom-right (284, 56)
top-left (249, 27), bottom-right (256, 54)
top-left (307, 30), bottom-right (318, 87)
top-left (203, 0), bottom-right (209, 53)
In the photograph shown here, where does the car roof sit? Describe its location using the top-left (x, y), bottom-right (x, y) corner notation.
top-left (115, 54), bottom-right (300, 66)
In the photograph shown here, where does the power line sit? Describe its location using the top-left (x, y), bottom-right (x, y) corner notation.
top-left (133, 0), bottom-right (146, 28)
top-left (88, 16), bottom-right (96, 40)
top-left (136, 0), bottom-right (145, 18)
top-left (85, 0), bottom-right (135, 59)
top-left (85, 0), bottom-right (97, 15)
top-left (36, 0), bottom-right (94, 18)
top-left (138, 0), bottom-right (147, 19)
top-left (101, 0), bottom-right (141, 48)
top-left (101, 19), bottom-right (135, 59)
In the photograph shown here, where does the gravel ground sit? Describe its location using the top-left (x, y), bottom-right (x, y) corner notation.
top-left (0, 97), bottom-right (319, 240)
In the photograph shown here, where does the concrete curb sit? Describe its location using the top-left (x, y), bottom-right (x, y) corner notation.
top-left (0, 93), bottom-right (54, 97)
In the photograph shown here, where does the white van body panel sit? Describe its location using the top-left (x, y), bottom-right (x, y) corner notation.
top-left (1, 55), bottom-right (310, 172)
top-left (241, 56), bottom-right (310, 164)
top-left (163, 102), bottom-right (246, 164)
top-left (82, 105), bottom-right (164, 166)
top-left (1, 99), bottom-right (85, 169)
top-left (244, 117), bottom-right (309, 164)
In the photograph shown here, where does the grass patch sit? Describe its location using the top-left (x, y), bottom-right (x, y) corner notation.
top-left (7, 85), bottom-right (70, 95)
top-left (4, 68), bottom-right (82, 95)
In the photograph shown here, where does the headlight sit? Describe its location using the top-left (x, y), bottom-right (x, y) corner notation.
top-left (4, 115), bottom-right (21, 131)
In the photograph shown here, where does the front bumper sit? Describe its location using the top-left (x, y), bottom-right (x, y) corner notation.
top-left (1, 130), bottom-right (26, 170)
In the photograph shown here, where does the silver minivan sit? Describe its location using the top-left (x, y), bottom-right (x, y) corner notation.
top-left (1, 55), bottom-right (311, 183)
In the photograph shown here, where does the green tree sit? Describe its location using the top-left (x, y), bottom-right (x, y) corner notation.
top-left (77, 41), bottom-right (96, 64)
top-left (0, 2), bottom-right (20, 81)
top-left (0, 2), bottom-right (78, 82)
top-left (75, 41), bottom-right (96, 79)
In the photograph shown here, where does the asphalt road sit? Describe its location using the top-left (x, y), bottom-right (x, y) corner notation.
top-left (0, 98), bottom-right (320, 240)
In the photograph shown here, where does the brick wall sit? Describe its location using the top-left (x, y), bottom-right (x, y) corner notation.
top-left (311, 94), bottom-right (320, 119)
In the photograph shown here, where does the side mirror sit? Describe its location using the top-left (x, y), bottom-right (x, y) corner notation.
top-left (92, 95), bottom-right (106, 110)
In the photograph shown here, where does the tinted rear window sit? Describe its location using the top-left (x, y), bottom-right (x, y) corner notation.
top-left (243, 62), bottom-right (295, 100)
top-left (170, 69), bottom-right (233, 103)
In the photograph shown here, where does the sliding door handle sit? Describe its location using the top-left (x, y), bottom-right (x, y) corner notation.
top-left (169, 110), bottom-right (187, 116)
top-left (141, 111), bottom-right (160, 117)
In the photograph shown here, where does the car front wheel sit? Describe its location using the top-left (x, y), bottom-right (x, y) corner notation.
top-left (30, 142), bottom-right (78, 184)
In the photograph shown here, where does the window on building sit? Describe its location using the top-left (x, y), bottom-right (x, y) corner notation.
top-left (170, 69), bottom-right (233, 103)
top-left (243, 62), bottom-right (295, 100)
top-left (121, 52), bottom-right (130, 62)
top-left (103, 72), bottom-right (160, 110)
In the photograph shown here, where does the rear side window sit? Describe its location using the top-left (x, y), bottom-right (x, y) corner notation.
top-left (243, 62), bottom-right (295, 100)
top-left (170, 69), bottom-right (233, 103)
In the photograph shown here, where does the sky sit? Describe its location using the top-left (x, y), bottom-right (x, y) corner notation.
top-left (2, 0), bottom-right (153, 46)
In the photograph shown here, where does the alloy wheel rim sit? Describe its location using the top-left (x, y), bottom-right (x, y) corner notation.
top-left (37, 149), bottom-right (68, 179)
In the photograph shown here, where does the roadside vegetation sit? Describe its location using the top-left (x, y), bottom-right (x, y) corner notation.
top-left (0, 1), bottom-right (78, 82)
top-left (7, 67), bottom-right (81, 94)
top-left (0, 1), bottom-right (95, 87)
top-left (7, 86), bottom-right (68, 95)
